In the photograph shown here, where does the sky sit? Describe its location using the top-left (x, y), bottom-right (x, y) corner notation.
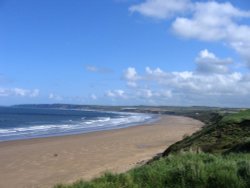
top-left (1, 0), bottom-right (250, 107)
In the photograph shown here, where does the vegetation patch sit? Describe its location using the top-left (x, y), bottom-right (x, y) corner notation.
top-left (55, 152), bottom-right (250, 188)
top-left (163, 110), bottom-right (250, 155)
top-left (221, 110), bottom-right (250, 124)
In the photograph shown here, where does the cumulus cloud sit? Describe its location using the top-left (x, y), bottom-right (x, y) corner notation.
top-left (123, 67), bottom-right (140, 87)
top-left (172, 1), bottom-right (250, 40)
top-left (130, 0), bottom-right (250, 66)
top-left (120, 49), bottom-right (250, 106)
top-left (129, 67), bottom-right (250, 106)
top-left (173, 1), bottom-right (250, 66)
top-left (143, 53), bottom-right (246, 97)
top-left (146, 67), bottom-right (166, 78)
top-left (124, 67), bottom-right (138, 80)
top-left (195, 49), bottom-right (232, 74)
top-left (0, 88), bottom-right (39, 97)
top-left (106, 89), bottom-right (126, 98)
top-left (129, 0), bottom-right (192, 19)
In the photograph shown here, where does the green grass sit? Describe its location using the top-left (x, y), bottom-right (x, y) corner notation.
top-left (55, 152), bottom-right (250, 188)
top-left (221, 110), bottom-right (250, 124)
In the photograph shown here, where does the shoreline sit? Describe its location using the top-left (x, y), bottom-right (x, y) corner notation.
top-left (0, 114), bottom-right (160, 144)
top-left (0, 111), bottom-right (159, 142)
top-left (0, 115), bottom-right (203, 188)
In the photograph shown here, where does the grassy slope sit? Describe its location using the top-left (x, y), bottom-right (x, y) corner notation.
top-left (163, 110), bottom-right (250, 155)
top-left (54, 110), bottom-right (250, 188)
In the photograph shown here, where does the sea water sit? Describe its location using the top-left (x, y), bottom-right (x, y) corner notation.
top-left (0, 106), bottom-right (157, 141)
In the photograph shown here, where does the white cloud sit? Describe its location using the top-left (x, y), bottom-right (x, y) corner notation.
top-left (130, 0), bottom-right (250, 66)
top-left (145, 67), bottom-right (166, 77)
top-left (127, 65), bottom-right (250, 106)
top-left (172, 1), bottom-right (250, 40)
top-left (116, 90), bottom-right (125, 97)
top-left (0, 88), bottom-right (11, 97)
top-left (0, 88), bottom-right (39, 97)
top-left (106, 89), bottom-right (126, 98)
top-left (199, 49), bottom-right (216, 59)
top-left (118, 49), bottom-right (250, 106)
top-left (48, 93), bottom-right (62, 101)
top-left (124, 67), bottom-right (138, 81)
top-left (124, 67), bottom-right (140, 87)
top-left (172, 1), bottom-right (250, 65)
top-left (129, 0), bottom-right (192, 19)
top-left (195, 49), bottom-right (232, 74)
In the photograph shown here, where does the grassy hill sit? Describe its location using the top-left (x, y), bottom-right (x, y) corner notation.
top-left (163, 110), bottom-right (250, 155)
top-left (54, 110), bottom-right (250, 188)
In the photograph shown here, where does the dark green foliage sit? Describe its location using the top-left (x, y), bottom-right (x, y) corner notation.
top-left (237, 160), bottom-right (250, 187)
top-left (54, 152), bottom-right (250, 188)
top-left (227, 139), bottom-right (250, 153)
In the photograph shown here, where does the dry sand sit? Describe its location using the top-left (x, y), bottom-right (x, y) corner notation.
top-left (0, 115), bottom-right (203, 188)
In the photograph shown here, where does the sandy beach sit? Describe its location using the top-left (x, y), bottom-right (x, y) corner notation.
top-left (0, 115), bottom-right (203, 188)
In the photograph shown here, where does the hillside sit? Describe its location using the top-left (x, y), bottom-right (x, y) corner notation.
top-left (163, 110), bottom-right (250, 155)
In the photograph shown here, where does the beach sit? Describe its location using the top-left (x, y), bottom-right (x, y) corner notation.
top-left (0, 115), bottom-right (203, 188)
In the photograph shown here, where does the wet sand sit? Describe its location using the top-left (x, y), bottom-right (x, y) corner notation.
top-left (0, 115), bottom-right (203, 188)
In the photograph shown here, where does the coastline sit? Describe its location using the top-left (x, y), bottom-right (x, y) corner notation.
top-left (0, 109), bottom-right (159, 142)
top-left (0, 115), bottom-right (203, 188)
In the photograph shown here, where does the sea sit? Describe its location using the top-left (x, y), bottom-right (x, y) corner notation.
top-left (0, 106), bottom-right (158, 142)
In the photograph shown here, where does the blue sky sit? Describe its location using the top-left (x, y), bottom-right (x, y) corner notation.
top-left (1, 0), bottom-right (250, 107)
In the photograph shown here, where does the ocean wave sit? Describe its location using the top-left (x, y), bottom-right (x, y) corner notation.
top-left (0, 112), bottom-right (157, 141)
